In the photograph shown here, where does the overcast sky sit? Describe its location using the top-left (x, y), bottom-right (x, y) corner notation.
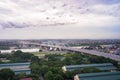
top-left (0, 0), bottom-right (120, 39)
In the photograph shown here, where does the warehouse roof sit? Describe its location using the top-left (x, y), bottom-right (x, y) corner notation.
top-left (76, 71), bottom-right (120, 80)
top-left (65, 63), bottom-right (116, 71)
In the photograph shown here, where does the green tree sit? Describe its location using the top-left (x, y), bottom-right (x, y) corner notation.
top-left (40, 65), bottom-right (49, 76)
top-left (64, 71), bottom-right (74, 80)
top-left (44, 71), bottom-right (54, 80)
top-left (0, 68), bottom-right (15, 80)
top-left (31, 56), bottom-right (39, 63)
top-left (14, 72), bottom-right (26, 80)
top-left (30, 63), bottom-right (40, 74)
top-left (54, 74), bottom-right (64, 80)
top-left (64, 57), bottom-right (71, 65)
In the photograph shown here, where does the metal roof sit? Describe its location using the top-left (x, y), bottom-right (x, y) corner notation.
top-left (77, 71), bottom-right (120, 80)
top-left (0, 62), bottom-right (30, 67)
top-left (0, 62), bottom-right (31, 75)
top-left (65, 63), bottom-right (116, 71)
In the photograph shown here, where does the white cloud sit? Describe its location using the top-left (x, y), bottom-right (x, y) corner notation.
top-left (0, 0), bottom-right (120, 39)
top-left (0, 0), bottom-right (119, 27)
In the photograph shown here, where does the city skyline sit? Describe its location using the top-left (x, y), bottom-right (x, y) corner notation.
top-left (0, 0), bottom-right (120, 39)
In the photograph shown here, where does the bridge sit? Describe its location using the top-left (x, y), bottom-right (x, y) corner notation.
top-left (18, 41), bottom-right (120, 62)
top-left (42, 44), bottom-right (120, 63)
top-left (63, 47), bottom-right (120, 62)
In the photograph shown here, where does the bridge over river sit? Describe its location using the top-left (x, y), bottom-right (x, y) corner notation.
top-left (17, 42), bottom-right (120, 63)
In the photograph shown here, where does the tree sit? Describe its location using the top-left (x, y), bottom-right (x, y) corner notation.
top-left (10, 50), bottom-right (34, 62)
top-left (13, 50), bottom-right (23, 57)
top-left (14, 72), bottom-right (26, 80)
top-left (40, 65), bottom-right (49, 76)
top-left (54, 74), bottom-right (64, 80)
top-left (64, 57), bottom-right (71, 65)
top-left (30, 63), bottom-right (40, 74)
top-left (31, 56), bottom-right (39, 63)
top-left (44, 71), bottom-right (54, 80)
top-left (0, 68), bottom-right (15, 80)
top-left (64, 71), bottom-right (74, 80)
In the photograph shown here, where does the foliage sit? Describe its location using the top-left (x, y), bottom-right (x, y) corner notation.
top-left (0, 50), bottom-right (35, 63)
top-left (0, 50), bottom-right (40, 80)
top-left (0, 68), bottom-right (15, 80)
top-left (0, 51), bottom-right (118, 80)
top-left (14, 73), bottom-right (26, 80)
top-left (44, 71), bottom-right (54, 80)
top-left (54, 74), bottom-right (64, 80)
top-left (30, 63), bottom-right (41, 74)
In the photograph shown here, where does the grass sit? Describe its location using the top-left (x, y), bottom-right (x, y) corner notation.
top-left (30, 51), bottom-right (67, 58)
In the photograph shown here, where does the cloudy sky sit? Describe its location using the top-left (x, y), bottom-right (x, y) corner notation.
top-left (0, 0), bottom-right (120, 39)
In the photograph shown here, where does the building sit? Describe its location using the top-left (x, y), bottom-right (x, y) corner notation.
top-left (74, 71), bottom-right (120, 80)
top-left (0, 62), bottom-right (31, 75)
top-left (20, 78), bottom-right (32, 80)
top-left (62, 63), bottom-right (116, 72)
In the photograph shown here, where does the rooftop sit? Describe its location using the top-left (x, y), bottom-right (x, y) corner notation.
top-left (0, 62), bottom-right (31, 75)
top-left (65, 63), bottom-right (116, 71)
top-left (0, 62), bottom-right (30, 67)
top-left (77, 71), bottom-right (120, 80)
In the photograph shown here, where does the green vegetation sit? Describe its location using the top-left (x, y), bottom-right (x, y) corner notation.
top-left (0, 50), bottom-right (35, 63)
top-left (0, 68), bottom-right (15, 80)
top-left (32, 51), bottom-right (66, 57)
top-left (30, 52), bottom-right (118, 80)
top-left (0, 50), bottom-right (40, 80)
top-left (0, 51), bottom-right (119, 80)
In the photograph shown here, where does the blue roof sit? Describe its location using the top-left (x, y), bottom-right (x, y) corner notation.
top-left (77, 71), bottom-right (120, 80)
top-left (0, 62), bottom-right (30, 67)
top-left (13, 69), bottom-right (31, 71)
top-left (0, 62), bottom-right (31, 75)
top-left (65, 63), bottom-right (116, 71)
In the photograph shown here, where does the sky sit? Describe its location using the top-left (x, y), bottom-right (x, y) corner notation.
top-left (0, 0), bottom-right (120, 39)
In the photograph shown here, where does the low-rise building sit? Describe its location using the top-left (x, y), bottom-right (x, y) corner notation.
top-left (0, 62), bottom-right (31, 75)
top-left (62, 63), bottom-right (116, 72)
top-left (74, 71), bottom-right (120, 80)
